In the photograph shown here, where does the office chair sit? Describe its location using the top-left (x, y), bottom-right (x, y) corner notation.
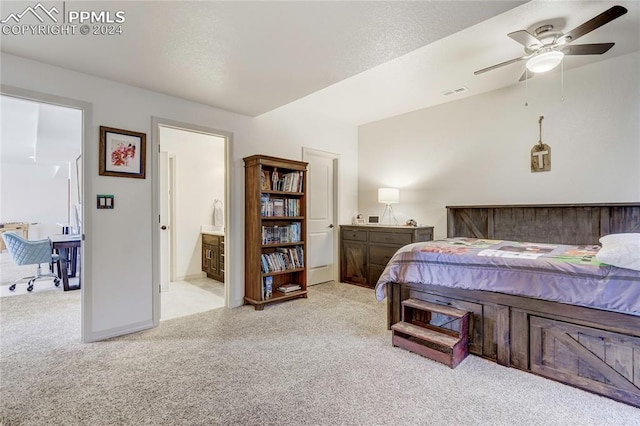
top-left (2, 232), bottom-right (60, 292)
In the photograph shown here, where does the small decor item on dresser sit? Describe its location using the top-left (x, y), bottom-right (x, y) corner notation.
top-left (367, 215), bottom-right (380, 225)
top-left (406, 219), bottom-right (417, 227)
top-left (354, 214), bottom-right (365, 225)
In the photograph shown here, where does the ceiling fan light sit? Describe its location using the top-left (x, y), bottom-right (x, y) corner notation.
top-left (526, 51), bottom-right (564, 73)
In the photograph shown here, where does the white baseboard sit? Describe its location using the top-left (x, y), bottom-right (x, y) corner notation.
top-left (83, 319), bottom-right (155, 343)
top-left (174, 272), bottom-right (206, 281)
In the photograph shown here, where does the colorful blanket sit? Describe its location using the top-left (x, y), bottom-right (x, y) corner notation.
top-left (375, 238), bottom-right (640, 316)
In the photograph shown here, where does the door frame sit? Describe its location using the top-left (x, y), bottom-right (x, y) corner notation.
top-left (151, 117), bottom-right (232, 326)
top-left (1, 84), bottom-right (92, 342)
top-left (302, 147), bottom-right (340, 283)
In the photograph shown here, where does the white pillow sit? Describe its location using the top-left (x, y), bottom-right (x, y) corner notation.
top-left (596, 233), bottom-right (640, 271)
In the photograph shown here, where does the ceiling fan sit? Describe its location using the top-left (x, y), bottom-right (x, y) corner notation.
top-left (474, 5), bottom-right (628, 81)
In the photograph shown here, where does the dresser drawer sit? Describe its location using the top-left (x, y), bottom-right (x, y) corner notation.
top-left (369, 231), bottom-right (412, 246)
top-left (342, 229), bottom-right (368, 242)
top-left (369, 244), bottom-right (399, 266)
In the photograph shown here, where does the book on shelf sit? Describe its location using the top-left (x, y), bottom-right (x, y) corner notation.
top-left (273, 198), bottom-right (285, 216)
top-left (261, 223), bottom-right (302, 244)
top-left (269, 169), bottom-right (304, 192)
top-left (276, 283), bottom-right (301, 293)
top-left (263, 276), bottom-right (273, 299)
top-left (260, 246), bottom-right (304, 273)
top-left (261, 196), bottom-right (301, 217)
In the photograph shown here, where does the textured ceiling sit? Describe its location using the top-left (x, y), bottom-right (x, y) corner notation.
top-left (289, 0), bottom-right (640, 125)
top-left (0, 1), bottom-right (524, 117)
top-left (0, 1), bottom-right (638, 125)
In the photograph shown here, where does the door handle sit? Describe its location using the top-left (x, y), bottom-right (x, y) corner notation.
top-left (161, 226), bottom-right (167, 230)
top-left (328, 224), bottom-right (334, 228)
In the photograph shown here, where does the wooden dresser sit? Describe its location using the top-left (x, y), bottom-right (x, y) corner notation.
top-left (340, 225), bottom-right (433, 288)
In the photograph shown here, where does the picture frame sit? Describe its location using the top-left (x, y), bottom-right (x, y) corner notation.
top-left (261, 170), bottom-right (272, 191)
top-left (99, 126), bottom-right (146, 179)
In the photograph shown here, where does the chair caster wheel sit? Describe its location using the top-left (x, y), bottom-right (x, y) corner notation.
top-left (27, 285), bottom-right (34, 292)
top-left (54, 278), bottom-right (60, 287)
top-left (9, 284), bottom-right (16, 291)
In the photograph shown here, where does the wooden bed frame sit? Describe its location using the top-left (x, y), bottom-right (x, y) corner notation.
top-left (387, 203), bottom-right (640, 408)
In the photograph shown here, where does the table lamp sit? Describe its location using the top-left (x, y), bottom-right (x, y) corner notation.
top-left (378, 187), bottom-right (399, 225)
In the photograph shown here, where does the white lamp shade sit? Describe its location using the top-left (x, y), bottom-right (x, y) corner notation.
top-left (378, 187), bottom-right (399, 204)
top-left (526, 51), bottom-right (564, 73)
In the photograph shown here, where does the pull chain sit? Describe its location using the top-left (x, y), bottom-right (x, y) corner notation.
top-left (560, 57), bottom-right (565, 102)
top-left (525, 68), bottom-right (529, 107)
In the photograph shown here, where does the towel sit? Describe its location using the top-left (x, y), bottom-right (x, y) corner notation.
top-left (213, 200), bottom-right (223, 227)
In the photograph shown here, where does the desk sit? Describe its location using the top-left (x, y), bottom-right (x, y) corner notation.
top-left (55, 223), bottom-right (78, 278)
top-left (50, 234), bottom-right (81, 291)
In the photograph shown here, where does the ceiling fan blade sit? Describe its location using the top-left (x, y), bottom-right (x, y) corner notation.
top-left (561, 42), bottom-right (615, 55)
top-left (474, 55), bottom-right (528, 75)
top-left (562, 5), bottom-right (628, 44)
top-left (508, 30), bottom-right (543, 48)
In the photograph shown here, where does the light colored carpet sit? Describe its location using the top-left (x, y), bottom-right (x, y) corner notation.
top-left (1, 282), bottom-right (639, 425)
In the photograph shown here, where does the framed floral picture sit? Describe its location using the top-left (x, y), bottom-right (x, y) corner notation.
top-left (99, 126), bottom-right (146, 179)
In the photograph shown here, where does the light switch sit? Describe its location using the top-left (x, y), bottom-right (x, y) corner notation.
top-left (97, 194), bottom-right (114, 209)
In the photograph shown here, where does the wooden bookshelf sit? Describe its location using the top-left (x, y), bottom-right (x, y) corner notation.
top-left (243, 155), bottom-right (308, 310)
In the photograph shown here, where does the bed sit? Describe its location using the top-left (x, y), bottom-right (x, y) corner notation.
top-left (377, 203), bottom-right (640, 408)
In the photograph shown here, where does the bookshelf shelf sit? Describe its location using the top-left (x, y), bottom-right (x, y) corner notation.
top-left (244, 154), bottom-right (308, 310)
top-left (262, 267), bottom-right (305, 277)
top-left (262, 242), bottom-right (305, 248)
top-left (262, 190), bottom-right (304, 196)
top-left (262, 216), bottom-right (305, 221)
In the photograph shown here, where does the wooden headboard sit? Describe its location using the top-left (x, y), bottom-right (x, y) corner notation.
top-left (447, 203), bottom-right (640, 245)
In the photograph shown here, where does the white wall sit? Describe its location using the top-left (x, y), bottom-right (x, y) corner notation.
top-left (0, 96), bottom-right (81, 239)
top-left (160, 127), bottom-right (225, 280)
top-left (1, 53), bottom-right (358, 341)
top-left (0, 163), bottom-right (69, 238)
top-left (358, 52), bottom-right (640, 239)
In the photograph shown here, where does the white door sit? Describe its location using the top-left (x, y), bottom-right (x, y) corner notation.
top-left (159, 151), bottom-right (170, 291)
top-left (304, 149), bottom-right (337, 285)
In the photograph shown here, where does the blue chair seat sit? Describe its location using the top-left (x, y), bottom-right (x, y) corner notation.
top-left (2, 231), bottom-right (60, 292)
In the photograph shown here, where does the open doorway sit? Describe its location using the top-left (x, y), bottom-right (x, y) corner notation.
top-left (0, 94), bottom-right (83, 297)
top-left (153, 121), bottom-right (229, 321)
